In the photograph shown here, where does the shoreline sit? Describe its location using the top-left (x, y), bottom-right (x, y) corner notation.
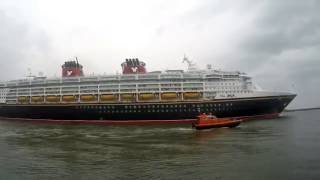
top-left (285, 107), bottom-right (320, 112)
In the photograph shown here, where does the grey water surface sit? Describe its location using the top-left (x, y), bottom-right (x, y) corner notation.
top-left (0, 110), bottom-right (320, 180)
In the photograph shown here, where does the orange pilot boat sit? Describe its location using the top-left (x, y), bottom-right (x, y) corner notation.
top-left (192, 113), bottom-right (242, 130)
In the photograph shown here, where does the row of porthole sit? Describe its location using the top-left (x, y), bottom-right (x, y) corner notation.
top-left (94, 107), bottom-right (234, 113)
top-left (77, 103), bottom-right (234, 110)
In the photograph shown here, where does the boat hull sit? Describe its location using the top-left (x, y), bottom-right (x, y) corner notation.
top-left (193, 120), bottom-right (242, 130)
top-left (0, 95), bottom-right (295, 121)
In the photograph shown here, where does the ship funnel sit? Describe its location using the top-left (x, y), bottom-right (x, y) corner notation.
top-left (121, 58), bottom-right (147, 74)
top-left (62, 57), bottom-right (84, 77)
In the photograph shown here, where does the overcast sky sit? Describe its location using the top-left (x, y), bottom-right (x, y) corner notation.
top-left (0, 0), bottom-right (319, 108)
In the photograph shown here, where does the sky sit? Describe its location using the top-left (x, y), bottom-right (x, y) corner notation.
top-left (0, 0), bottom-right (319, 109)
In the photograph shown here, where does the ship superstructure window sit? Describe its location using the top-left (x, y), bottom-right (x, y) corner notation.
top-left (62, 77), bottom-right (79, 83)
top-left (46, 87), bottom-right (60, 95)
top-left (80, 85), bottom-right (98, 93)
top-left (160, 74), bottom-right (182, 79)
top-left (121, 75), bottom-right (136, 80)
top-left (47, 79), bottom-right (61, 84)
top-left (31, 88), bottom-right (44, 95)
top-left (17, 88), bottom-right (30, 95)
top-left (62, 86), bottom-right (78, 94)
top-left (138, 74), bottom-right (159, 80)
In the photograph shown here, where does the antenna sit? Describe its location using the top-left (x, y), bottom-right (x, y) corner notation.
top-left (26, 68), bottom-right (36, 79)
top-left (182, 54), bottom-right (197, 71)
top-left (182, 54), bottom-right (189, 64)
top-left (27, 68), bottom-right (32, 77)
top-left (75, 56), bottom-right (79, 67)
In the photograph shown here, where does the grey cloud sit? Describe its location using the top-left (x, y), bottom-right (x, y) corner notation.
top-left (0, 0), bottom-right (319, 108)
top-left (205, 0), bottom-right (320, 108)
top-left (240, 0), bottom-right (320, 58)
top-left (0, 10), bottom-right (50, 80)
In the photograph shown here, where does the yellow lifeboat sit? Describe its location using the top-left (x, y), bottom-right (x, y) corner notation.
top-left (100, 94), bottom-right (118, 101)
top-left (17, 96), bottom-right (29, 103)
top-left (31, 96), bottom-right (44, 103)
top-left (161, 92), bottom-right (178, 100)
top-left (183, 92), bottom-right (201, 99)
top-left (80, 95), bottom-right (97, 102)
top-left (46, 96), bottom-right (60, 102)
top-left (62, 95), bottom-right (77, 102)
top-left (139, 93), bottom-right (156, 101)
top-left (121, 93), bottom-right (135, 101)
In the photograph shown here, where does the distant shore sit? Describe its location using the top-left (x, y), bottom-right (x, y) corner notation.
top-left (285, 107), bottom-right (320, 112)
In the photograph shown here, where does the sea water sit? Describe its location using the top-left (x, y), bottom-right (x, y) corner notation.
top-left (0, 110), bottom-right (319, 180)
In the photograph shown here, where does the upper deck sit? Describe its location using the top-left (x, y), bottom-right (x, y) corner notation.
top-left (0, 57), bottom-right (253, 104)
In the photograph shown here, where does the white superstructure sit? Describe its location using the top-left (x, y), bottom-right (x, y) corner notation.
top-left (0, 57), bottom-right (285, 105)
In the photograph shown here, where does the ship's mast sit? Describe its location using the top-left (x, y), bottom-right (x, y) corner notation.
top-left (182, 54), bottom-right (197, 71)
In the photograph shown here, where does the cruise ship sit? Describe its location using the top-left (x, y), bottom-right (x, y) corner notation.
top-left (0, 57), bottom-right (296, 123)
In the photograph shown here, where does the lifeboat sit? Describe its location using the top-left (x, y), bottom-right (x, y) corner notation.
top-left (139, 93), bottom-right (156, 101)
top-left (17, 96), bottom-right (29, 103)
top-left (121, 93), bottom-right (135, 101)
top-left (161, 92), bottom-right (177, 100)
top-left (192, 114), bottom-right (242, 130)
top-left (31, 96), bottom-right (44, 103)
top-left (100, 94), bottom-right (118, 101)
top-left (183, 92), bottom-right (201, 99)
top-left (62, 95), bottom-right (77, 102)
top-left (80, 95), bottom-right (97, 101)
top-left (46, 96), bottom-right (60, 102)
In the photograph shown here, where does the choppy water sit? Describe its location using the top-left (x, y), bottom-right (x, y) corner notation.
top-left (0, 110), bottom-right (320, 180)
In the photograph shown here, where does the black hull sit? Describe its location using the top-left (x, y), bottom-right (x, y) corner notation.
top-left (0, 95), bottom-right (296, 121)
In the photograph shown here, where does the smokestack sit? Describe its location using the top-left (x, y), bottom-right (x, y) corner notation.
top-left (129, 59), bottom-right (132, 66)
top-left (131, 59), bottom-right (135, 66)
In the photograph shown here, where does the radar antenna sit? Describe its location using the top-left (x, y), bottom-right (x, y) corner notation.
top-left (26, 68), bottom-right (36, 79)
top-left (182, 54), bottom-right (197, 71)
